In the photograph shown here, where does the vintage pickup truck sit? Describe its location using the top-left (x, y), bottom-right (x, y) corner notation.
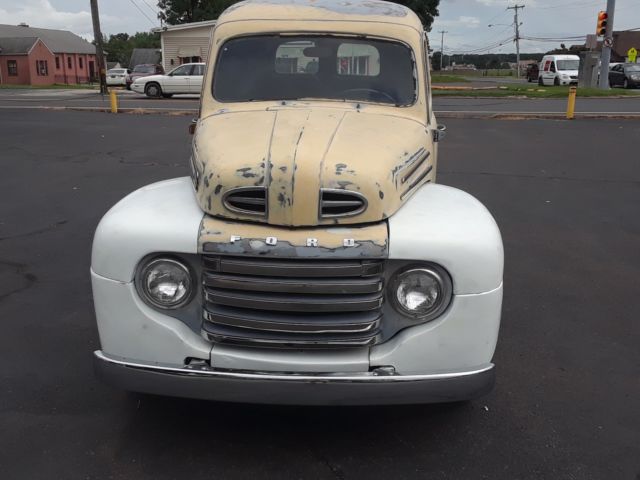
top-left (92, 0), bottom-right (504, 405)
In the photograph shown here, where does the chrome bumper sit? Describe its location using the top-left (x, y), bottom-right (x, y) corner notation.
top-left (94, 351), bottom-right (495, 405)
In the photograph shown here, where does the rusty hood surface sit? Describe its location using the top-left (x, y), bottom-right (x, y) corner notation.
top-left (192, 106), bottom-right (434, 226)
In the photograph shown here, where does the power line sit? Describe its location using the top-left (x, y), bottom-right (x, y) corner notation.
top-left (448, 36), bottom-right (515, 55)
top-left (536, 0), bottom-right (603, 10)
top-left (522, 35), bottom-right (587, 40)
top-left (127, 0), bottom-right (157, 26)
top-left (140, 0), bottom-right (159, 18)
top-left (484, 9), bottom-right (511, 26)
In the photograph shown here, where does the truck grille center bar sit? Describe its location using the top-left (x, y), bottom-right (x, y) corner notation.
top-left (201, 255), bottom-right (385, 348)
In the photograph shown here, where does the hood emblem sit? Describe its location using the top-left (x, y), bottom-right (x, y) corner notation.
top-left (229, 235), bottom-right (357, 247)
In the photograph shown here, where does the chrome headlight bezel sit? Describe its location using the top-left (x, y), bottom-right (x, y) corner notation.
top-left (389, 263), bottom-right (453, 322)
top-left (135, 256), bottom-right (195, 310)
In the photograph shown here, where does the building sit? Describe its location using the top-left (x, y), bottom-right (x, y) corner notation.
top-left (611, 31), bottom-right (640, 63)
top-left (0, 23), bottom-right (96, 86)
top-left (128, 48), bottom-right (162, 69)
top-left (153, 20), bottom-right (216, 72)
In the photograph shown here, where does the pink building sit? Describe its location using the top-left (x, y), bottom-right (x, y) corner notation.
top-left (0, 23), bottom-right (96, 86)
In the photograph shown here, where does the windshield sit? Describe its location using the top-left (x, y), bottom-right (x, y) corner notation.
top-left (557, 60), bottom-right (579, 71)
top-left (626, 65), bottom-right (640, 72)
top-left (133, 65), bottom-right (155, 73)
top-left (213, 35), bottom-right (416, 106)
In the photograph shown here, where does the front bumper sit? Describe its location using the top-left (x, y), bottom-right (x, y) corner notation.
top-left (94, 351), bottom-right (495, 405)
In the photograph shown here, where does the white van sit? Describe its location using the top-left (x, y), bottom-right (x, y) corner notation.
top-left (538, 55), bottom-right (580, 86)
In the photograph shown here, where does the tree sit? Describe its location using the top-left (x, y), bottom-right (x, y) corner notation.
top-left (104, 32), bottom-right (160, 66)
top-left (395, 0), bottom-right (439, 30)
top-left (157, 0), bottom-right (238, 24)
top-left (158, 0), bottom-right (440, 30)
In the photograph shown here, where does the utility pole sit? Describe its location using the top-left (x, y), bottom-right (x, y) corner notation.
top-left (598, 0), bottom-right (616, 89)
top-left (438, 30), bottom-right (448, 71)
top-left (507, 5), bottom-right (524, 79)
top-left (90, 0), bottom-right (108, 94)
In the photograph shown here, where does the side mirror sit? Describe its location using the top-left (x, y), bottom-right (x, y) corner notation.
top-left (188, 118), bottom-right (198, 135)
top-left (433, 124), bottom-right (446, 142)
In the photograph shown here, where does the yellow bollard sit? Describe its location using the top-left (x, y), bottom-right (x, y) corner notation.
top-left (109, 90), bottom-right (118, 113)
top-left (566, 86), bottom-right (576, 120)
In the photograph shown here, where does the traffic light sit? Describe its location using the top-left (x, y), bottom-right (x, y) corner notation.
top-left (596, 11), bottom-right (608, 37)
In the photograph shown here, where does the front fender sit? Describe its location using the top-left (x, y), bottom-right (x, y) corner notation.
top-left (388, 184), bottom-right (503, 294)
top-left (91, 177), bottom-right (204, 282)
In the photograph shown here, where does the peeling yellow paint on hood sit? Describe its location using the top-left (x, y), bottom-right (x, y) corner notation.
top-left (192, 105), bottom-right (434, 226)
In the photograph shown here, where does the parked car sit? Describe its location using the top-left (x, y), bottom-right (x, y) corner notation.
top-left (609, 63), bottom-right (640, 88)
top-left (106, 68), bottom-right (131, 86)
top-left (525, 63), bottom-right (539, 82)
top-left (92, 0), bottom-right (504, 406)
top-left (130, 63), bottom-right (205, 97)
top-left (125, 64), bottom-right (164, 90)
top-left (538, 54), bottom-right (580, 86)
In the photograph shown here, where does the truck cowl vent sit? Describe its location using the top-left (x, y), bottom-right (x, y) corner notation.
top-left (223, 187), bottom-right (267, 217)
top-left (320, 189), bottom-right (367, 218)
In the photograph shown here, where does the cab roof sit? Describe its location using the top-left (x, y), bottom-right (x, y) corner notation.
top-left (217, 0), bottom-right (423, 31)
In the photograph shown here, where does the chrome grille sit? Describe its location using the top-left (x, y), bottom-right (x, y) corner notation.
top-left (223, 187), bottom-right (267, 216)
top-left (201, 256), bottom-right (384, 348)
top-left (319, 189), bottom-right (367, 218)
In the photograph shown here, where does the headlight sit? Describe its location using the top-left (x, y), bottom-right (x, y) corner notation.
top-left (631, 75), bottom-right (640, 80)
top-left (391, 265), bottom-right (452, 320)
top-left (137, 257), bottom-right (193, 309)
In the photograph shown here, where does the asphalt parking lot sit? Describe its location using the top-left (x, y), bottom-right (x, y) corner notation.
top-left (1, 110), bottom-right (639, 479)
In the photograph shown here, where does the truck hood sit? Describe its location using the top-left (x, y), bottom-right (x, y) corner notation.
top-left (192, 107), bottom-right (434, 226)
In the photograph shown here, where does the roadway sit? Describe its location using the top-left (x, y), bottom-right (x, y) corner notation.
top-left (1, 109), bottom-right (638, 479)
top-left (1, 87), bottom-right (640, 116)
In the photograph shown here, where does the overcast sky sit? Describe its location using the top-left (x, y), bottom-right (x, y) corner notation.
top-left (0, 0), bottom-right (638, 53)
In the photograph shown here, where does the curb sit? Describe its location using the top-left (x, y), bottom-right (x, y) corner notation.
top-left (436, 111), bottom-right (640, 120)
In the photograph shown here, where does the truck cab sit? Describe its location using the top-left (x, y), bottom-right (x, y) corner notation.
top-left (92, 0), bottom-right (504, 405)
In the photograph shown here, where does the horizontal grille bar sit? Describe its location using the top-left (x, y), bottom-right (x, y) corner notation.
top-left (204, 288), bottom-right (383, 312)
top-left (203, 256), bottom-right (383, 277)
top-left (321, 200), bottom-right (363, 208)
top-left (202, 322), bottom-right (382, 348)
top-left (203, 272), bottom-right (383, 295)
top-left (204, 305), bottom-right (381, 333)
top-left (227, 197), bottom-right (265, 205)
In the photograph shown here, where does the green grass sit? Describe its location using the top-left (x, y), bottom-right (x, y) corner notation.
top-left (433, 84), bottom-right (640, 98)
top-left (0, 83), bottom-right (98, 90)
top-left (431, 74), bottom-right (470, 84)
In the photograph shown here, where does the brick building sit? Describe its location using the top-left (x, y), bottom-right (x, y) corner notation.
top-left (611, 31), bottom-right (640, 63)
top-left (0, 23), bottom-right (96, 86)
